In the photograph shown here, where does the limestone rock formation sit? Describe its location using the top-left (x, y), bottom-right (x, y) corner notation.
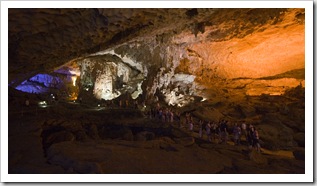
top-left (9, 8), bottom-right (304, 102)
top-left (8, 8), bottom-right (305, 174)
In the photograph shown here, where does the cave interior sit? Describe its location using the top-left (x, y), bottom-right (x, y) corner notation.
top-left (7, 8), bottom-right (306, 175)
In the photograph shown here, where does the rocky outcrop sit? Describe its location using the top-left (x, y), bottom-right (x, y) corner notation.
top-left (9, 9), bottom-right (305, 107)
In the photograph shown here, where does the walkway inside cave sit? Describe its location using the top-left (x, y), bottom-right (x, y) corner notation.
top-left (8, 95), bottom-right (304, 174)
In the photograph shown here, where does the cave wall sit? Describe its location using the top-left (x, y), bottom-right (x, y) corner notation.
top-left (7, 8), bottom-right (307, 152)
top-left (9, 8), bottom-right (305, 110)
top-left (74, 8), bottom-right (304, 106)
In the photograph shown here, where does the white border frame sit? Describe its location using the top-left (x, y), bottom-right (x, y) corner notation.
top-left (1, 1), bottom-right (314, 183)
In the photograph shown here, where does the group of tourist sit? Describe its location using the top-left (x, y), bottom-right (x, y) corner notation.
top-left (146, 105), bottom-right (261, 152)
top-left (148, 103), bottom-right (181, 124)
top-left (99, 97), bottom-right (143, 109)
top-left (191, 118), bottom-right (261, 152)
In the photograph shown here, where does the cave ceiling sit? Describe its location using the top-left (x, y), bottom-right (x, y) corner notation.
top-left (8, 8), bottom-right (305, 104)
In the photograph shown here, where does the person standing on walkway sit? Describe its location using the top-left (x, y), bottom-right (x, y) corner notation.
top-left (233, 123), bottom-right (241, 145)
top-left (199, 120), bottom-right (204, 138)
top-left (241, 121), bottom-right (247, 142)
top-left (219, 120), bottom-right (228, 144)
top-left (253, 127), bottom-right (261, 152)
top-left (206, 121), bottom-right (211, 142)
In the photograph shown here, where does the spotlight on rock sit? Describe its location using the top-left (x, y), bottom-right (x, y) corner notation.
top-left (38, 101), bottom-right (47, 108)
top-left (71, 76), bottom-right (77, 86)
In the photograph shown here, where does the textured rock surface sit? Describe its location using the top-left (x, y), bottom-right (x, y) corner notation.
top-left (8, 8), bottom-right (305, 174)
top-left (9, 9), bottom-right (304, 96)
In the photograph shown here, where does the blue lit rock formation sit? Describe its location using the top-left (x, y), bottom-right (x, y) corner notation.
top-left (15, 73), bottom-right (63, 94)
top-left (15, 67), bottom-right (79, 100)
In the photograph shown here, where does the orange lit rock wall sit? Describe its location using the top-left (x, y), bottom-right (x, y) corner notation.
top-left (187, 10), bottom-right (304, 80)
top-left (190, 24), bottom-right (304, 79)
top-left (170, 9), bottom-right (305, 97)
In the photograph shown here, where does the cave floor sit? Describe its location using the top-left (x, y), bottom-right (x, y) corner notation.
top-left (8, 101), bottom-right (305, 174)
